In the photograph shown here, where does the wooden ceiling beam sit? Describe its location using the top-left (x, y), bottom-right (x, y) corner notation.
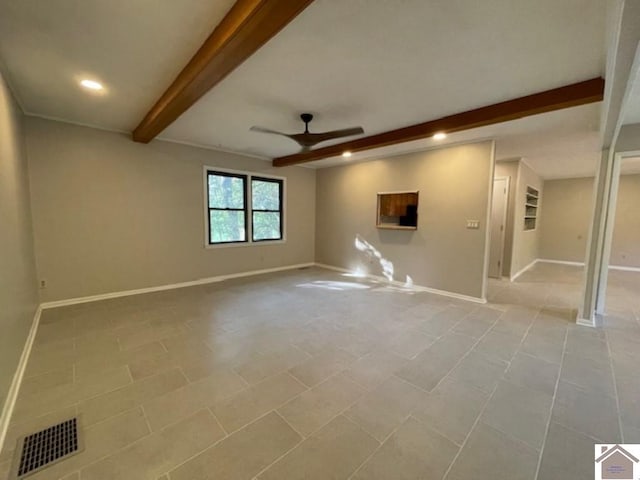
top-left (272, 77), bottom-right (605, 167)
top-left (133, 0), bottom-right (315, 143)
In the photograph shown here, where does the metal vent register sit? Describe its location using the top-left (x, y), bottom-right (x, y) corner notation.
top-left (10, 417), bottom-right (84, 479)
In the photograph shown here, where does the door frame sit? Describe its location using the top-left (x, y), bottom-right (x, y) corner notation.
top-left (489, 176), bottom-right (510, 278)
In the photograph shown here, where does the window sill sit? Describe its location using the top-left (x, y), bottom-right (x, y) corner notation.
top-left (205, 239), bottom-right (286, 249)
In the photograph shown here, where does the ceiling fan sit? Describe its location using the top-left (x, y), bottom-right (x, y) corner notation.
top-left (250, 113), bottom-right (364, 151)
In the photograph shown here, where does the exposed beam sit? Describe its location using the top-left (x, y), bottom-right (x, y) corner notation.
top-left (133, 0), bottom-right (315, 143)
top-left (273, 77), bottom-right (605, 167)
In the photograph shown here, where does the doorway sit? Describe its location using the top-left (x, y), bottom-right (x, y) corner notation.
top-left (602, 157), bottom-right (640, 315)
top-left (489, 177), bottom-right (509, 278)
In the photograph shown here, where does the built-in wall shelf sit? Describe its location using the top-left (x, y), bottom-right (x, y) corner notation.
top-left (377, 225), bottom-right (417, 230)
top-left (524, 186), bottom-right (539, 231)
top-left (377, 191), bottom-right (418, 230)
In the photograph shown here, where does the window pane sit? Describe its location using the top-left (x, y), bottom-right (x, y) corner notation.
top-left (251, 179), bottom-right (280, 210)
top-left (210, 210), bottom-right (246, 243)
top-left (209, 174), bottom-right (245, 209)
top-left (252, 212), bottom-right (281, 241)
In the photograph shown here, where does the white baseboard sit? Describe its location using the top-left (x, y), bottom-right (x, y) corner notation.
top-left (314, 263), bottom-right (486, 304)
top-left (536, 259), bottom-right (640, 273)
top-left (0, 306), bottom-right (42, 454)
top-left (537, 259), bottom-right (585, 267)
top-left (41, 263), bottom-right (315, 309)
top-left (576, 317), bottom-right (596, 328)
top-left (609, 264), bottom-right (640, 272)
top-left (509, 259), bottom-right (539, 282)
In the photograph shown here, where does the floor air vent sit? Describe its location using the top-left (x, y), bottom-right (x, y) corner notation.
top-left (10, 417), bottom-right (83, 479)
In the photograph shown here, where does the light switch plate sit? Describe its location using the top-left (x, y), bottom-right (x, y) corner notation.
top-left (466, 220), bottom-right (480, 229)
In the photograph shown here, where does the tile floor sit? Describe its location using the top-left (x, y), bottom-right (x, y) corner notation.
top-left (1, 263), bottom-right (638, 479)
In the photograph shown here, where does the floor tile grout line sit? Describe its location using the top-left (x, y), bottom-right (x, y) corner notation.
top-left (230, 357), bottom-right (305, 389)
top-left (341, 409), bottom-right (389, 445)
top-left (426, 314), bottom-right (503, 395)
top-left (347, 310), bottom-right (504, 480)
top-left (169, 407), bottom-right (304, 480)
top-left (161, 415), bottom-right (234, 479)
top-left (345, 412), bottom-right (440, 480)
top-left (138, 403), bottom-right (154, 436)
top-left (14, 266), bottom-right (639, 479)
top-left (346, 416), bottom-right (401, 480)
top-left (440, 305), bottom-right (539, 480)
top-left (532, 314), bottom-right (569, 480)
top-left (283, 370), bottom-right (314, 392)
top-left (556, 377), bottom-right (618, 400)
top-left (125, 364), bottom-right (134, 384)
top-left (409, 412), bottom-right (463, 448)
top-left (256, 366), bottom-right (384, 477)
top-left (65, 406), bottom-right (154, 478)
top-left (440, 382), bottom-right (500, 480)
top-left (390, 373), bottom-right (437, 396)
top-left (550, 418), bottom-right (607, 444)
top-left (272, 409), bottom-right (307, 440)
top-left (211, 376), bottom-right (311, 437)
top-left (11, 374), bottom-right (134, 425)
top-left (603, 329), bottom-right (625, 444)
top-left (206, 407), bottom-right (230, 437)
top-left (249, 420), bottom-right (305, 479)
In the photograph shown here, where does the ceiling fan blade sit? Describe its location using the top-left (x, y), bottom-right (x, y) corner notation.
top-left (310, 126), bottom-right (365, 143)
top-left (249, 126), bottom-right (289, 137)
top-left (288, 127), bottom-right (365, 148)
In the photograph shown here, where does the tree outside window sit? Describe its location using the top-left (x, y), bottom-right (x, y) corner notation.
top-left (206, 170), bottom-right (283, 245)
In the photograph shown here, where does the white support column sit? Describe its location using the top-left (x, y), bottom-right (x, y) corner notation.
top-left (577, 0), bottom-right (640, 326)
top-left (578, 149), bottom-right (614, 327)
top-left (595, 154), bottom-right (622, 315)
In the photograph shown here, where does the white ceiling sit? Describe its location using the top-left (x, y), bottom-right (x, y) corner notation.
top-left (0, 0), bottom-right (236, 130)
top-left (0, 0), bottom-right (607, 176)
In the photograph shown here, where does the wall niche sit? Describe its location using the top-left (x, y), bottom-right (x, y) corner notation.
top-left (376, 191), bottom-right (418, 230)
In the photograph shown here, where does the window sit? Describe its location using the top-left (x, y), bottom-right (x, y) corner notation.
top-left (252, 177), bottom-right (283, 241)
top-left (207, 172), bottom-right (248, 244)
top-left (206, 169), bottom-right (284, 245)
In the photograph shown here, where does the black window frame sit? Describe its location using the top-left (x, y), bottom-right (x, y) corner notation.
top-left (251, 176), bottom-right (284, 242)
top-left (205, 169), bottom-right (285, 246)
top-left (206, 170), bottom-right (249, 245)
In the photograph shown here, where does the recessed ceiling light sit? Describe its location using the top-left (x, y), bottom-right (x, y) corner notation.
top-left (79, 79), bottom-right (103, 91)
top-left (342, 151), bottom-right (352, 158)
top-left (433, 132), bottom-right (447, 140)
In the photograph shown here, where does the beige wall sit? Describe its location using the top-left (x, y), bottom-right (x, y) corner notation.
top-left (539, 177), bottom-right (594, 263)
top-left (510, 160), bottom-right (543, 277)
top-left (315, 141), bottom-right (494, 300)
top-left (540, 175), bottom-right (640, 268)
top-left (0, 74), bottom-right (39, 407)
top-left (494, 160), bottom-right (519, 276)
top-left (26, 118), bottom-right (316, 302)
top-left (539, 174), bottom-right (640, 268)
top-left (611, 174), bottom-right (640, 267)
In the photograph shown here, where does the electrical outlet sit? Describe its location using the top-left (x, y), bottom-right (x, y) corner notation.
top-left (39, 279), bottom-right (47, 289)
top-left (466, 220), bottom-right (480, 229)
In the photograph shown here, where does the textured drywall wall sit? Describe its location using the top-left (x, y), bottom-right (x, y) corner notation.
top-left (0, 73), bottom-right (39, 407)
top-left (26, 117), bottom-right (316, 301)
top-left (315, 141), bottom-right (494, 299)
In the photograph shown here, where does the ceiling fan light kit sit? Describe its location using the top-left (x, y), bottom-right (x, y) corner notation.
top-left (250, 113), bottom-right (364, 151)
